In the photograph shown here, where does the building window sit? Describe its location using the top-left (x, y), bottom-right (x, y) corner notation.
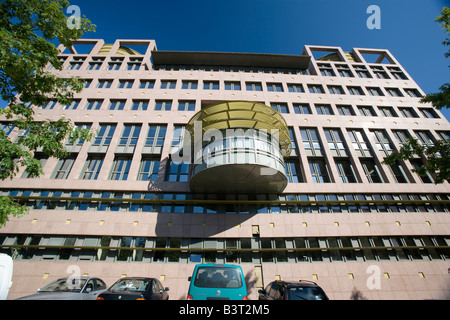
top-left (404, 88), bottom-right (422, 98)
top-left (225, 81), bottom-right (241, 90)
top-left (271, 102), bottom-right (289, 114)
top-left (80, 156), bottom-right (104, 180)
top-left (385, 87), bottom-right (403, 97)
top-left (370, 130), bottom-right (394, 155)
top-left (360, 160), bottom-right (383, 183)
top-left (182, 80), bottom-right (198, 90)
top-left (85, 99), bottom-right (103, 110)
top-left (109, 156), bottom-right (132, 180)
top-left (165, 158), bottom-right (189, 182)
top-left (203, 81), bottom-right (219, 90)
top-left (178, 101), bottom-right (195, 111)
top-left (119, 125), bottom-right (141, 147)
top-left (293, 103), bottom-right (311, 114)
top-left (108, 99), bottom-right (126, 110)
top-left (107, 57), bottom-right (123, 70)
top-left (63, 99), bottom-right (80, 110)
top-left (138, 157), bottom-right (160, 181)
top-left (287, 83), bottom-right (304, 93)
top-left (97, 79), bottom-right (113, 89)
top-left (358, 105), bottom-right (377, 117)
top-left (328, 85), bottom-right (344, 95)
top-left (301, 128), bottom-right (323, 157)
top-left (388, 161), bottom-right (409, 183)
top-left (370, 66), bottom-right (389, 79)
top-left (414, 130), bottom-right (435, 146)
top-left (335, 160), bottom-right (357, 183)
top-left (307, 84), bottom-right (324, 94)
top-left (411, 160), bottom-right (434, 183)
top-left (51, 155), bottom-right (76, 179)
top-left (419, 108), bottom-right (439, 119)
top-left (337, 105), bottom-right (355, 116)
top-left (145, 125), bottom-right (167, 150)
top-left (131, 100), bottom-right (149, 111)
top-left (366, 87), bottom-right (384, 96)
top-left (318, 63), bottom-right (335, 76)
top-left (347, 86), bottom-right (365, 95)
top-left (67, 57), bottom-right (85, 70)
top-left (378, 106), bottom-right (398, 117)
top-left (155, 100), bottom-right (172, 111)
top-left (348, 129), bottom-right (372, 157)
top-left (160, 80), bottom-right (176, 89)
top-left (118, 79), bottom-right (134, 89)
top-left (315, 104), bottom-right (333, 115)
top-left (127, 58), bottom-right (142, 70)
top-left (93, 124), bottom-right (116, 146)
top-left (353, 65), bottom-right (372, 78)
top-left (387, 66), bottom-right (408, 80)
top-left (245, 82), bottom-right (263, 91)
top-left (392, 130), bottom-right (411, 144)
top-left (309, 159), bottom-right (331, 183)
top-left (267, 82), bottom-right (284, 92)
top-left (398, 107), bottom-right (419, 118)
top-left (324, 128), bottom-right (348, 157)
top-left (87, 57), bottom-right (104, 70)
top-left (335, 64), bottom-right (354, 77)
top-left (139, 80), bottom-right (155, 89)
top-left (284, 160), bottom-right (303, 183)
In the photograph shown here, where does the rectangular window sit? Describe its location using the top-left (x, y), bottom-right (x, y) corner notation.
top-left (267, 82), bottom-right (284, 92)
top-left (328, 85), bottom-right (344, 95)
top-left (107, 57), bottom-right (123, 70)
top-left (337, 105), bottom-right (355, 116)
top-left (87, 57), bottom-right (104, 70)
top-left (51, 155), bottom-right (76, 179)
top-left (108, 99), bottom-right (126, 110)
top-left (309, 159), bottom-right (331, 183)
top-left (399, 107), bottom-right (419, 118)
top-left (127, 58), bottom-right (142, 70)
top-left (137, 157), bottom-right (160, 181)
top-left (118, 79), bottom-right (134, 89)
top-left (315, 104), bottom-right (333, 115)
top-left (109, 156), bottom-right (132, 180)
top-left (385, 87), bottom-right (403, 97)
top-left (181, 80), bottom-right (198, 90)
top-left (366, 87), bottom-right (384, 96)
top-left (378, 106), bottom-right (398, 117)
top-left (360, 159), bottom-right (383, 183)
top-left (245, 82), bottom-right (262, 91)
top-left (119, 125), bottom-right (141, 147)
top-left (370, 130), bottom-right (393, 155)
top-left (81, 156), bottom-right (104, 180)
top-left (145, 125), bottom-right (167, 149)
top-left (358, 105), bottom-right (377, 117)
top-left (419, 108), bottom-right (439, 119)
top-left (392, 130), bottom-right (411, 144)
top-left (160, 80), bottom-right (176, 89)
top-left (353, 65), bottom-right (372, 78)
top-left (414, 130), bottom-right (435, 146)
top-left (293, 103), bottom-right (311, 114)
top-left (165, 158), bottom-right (189, 182)
top-left (287, 83), bottom-right (304, 93)
top-left (178, 101), bottom-right (195, 111)
top-left (284, 160), bottom-right (303, 183)
top-left (271, 103), bottom-right (289, 114)
top-left (224, 81), bottom-right (241, 90)
top-left (347, 86), bottom-right (365, 95)
top-left (336, 64), bottom-right (354, 77)
top-left (85, 99), bottom-right (103, 110)
top-left (301, 128), bottom-right (323, 157)
top-left (335, 160), bottom-right (357, 183)
top-left (307, 84), bottom-right (324, 94)
top-left (324, 128), bottom-right (348, 157)
top-left (348, 129), bottom-right (372, 157)
top-left (318, 63), bottom-right (335, 76)
top-left (404, 88), bottom-right (422, 98)
top-left (203, 81), bottom-right (219, 90)
top-left (131, 100), bottom-right (149, 111)
top-left (97, 79), bottom-right (113, 89)
top-left (139, 80), bottom-right (155, 89)
top-left (63, 99), bottom-right (80, 110)
top-left (93, 124), bottom-right (116, 146)
top-left (155, 100), bottom-right (172, 111)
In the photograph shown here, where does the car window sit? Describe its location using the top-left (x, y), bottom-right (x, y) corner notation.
top-left (84, 280), bottom-right (95, 292)
top-left (40, 278), bottom-right (86, 293)
top-left (110, 279), bottom-right (150, 292)
top-left (268, 283), bottom-right (281, 300)
top-left (287, 286), bottom-right (327, 300)
top-left (194, 266), bottom-right (243, 288)
top-left (95, 279), bottom-right (107, 290)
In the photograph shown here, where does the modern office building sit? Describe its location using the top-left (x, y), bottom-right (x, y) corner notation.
top-left (1, 39), bottom-right (449, 300)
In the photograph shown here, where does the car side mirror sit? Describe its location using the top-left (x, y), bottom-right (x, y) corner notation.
top-left (188, 276), bottom-right (192, 282)
top-left (258, 289), bottom-right (265, 294)
top-left (164, 287), bottom-right (169, 292)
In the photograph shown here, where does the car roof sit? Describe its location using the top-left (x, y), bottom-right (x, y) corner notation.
top-left (195, 264), bottom-right (241, 268)
top-left (274, 280), bottom-right (320, 287)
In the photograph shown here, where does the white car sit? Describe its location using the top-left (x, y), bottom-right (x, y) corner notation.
top-left (16, 277), bottom-right (107, 300)
top-left (0, 254), bottom-right (13, 300)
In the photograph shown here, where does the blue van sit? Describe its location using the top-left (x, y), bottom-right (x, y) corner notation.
top-left (187, 264), bottom-right (248, 300)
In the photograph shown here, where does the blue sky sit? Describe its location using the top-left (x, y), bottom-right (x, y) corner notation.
top-left (67, 0), bottom-right (450, 119)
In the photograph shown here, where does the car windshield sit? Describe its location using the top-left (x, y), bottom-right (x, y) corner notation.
top-left (287, 286), bottom-right (327, 300)
top-left (110, 279), bottom-right (150, 292)
top-left (194, 266), bottom-right (243, 288)
top-left (40, 278), bottom-right (87, 293)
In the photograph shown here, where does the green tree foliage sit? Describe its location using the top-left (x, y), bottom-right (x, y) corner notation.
top-left (383, 7), bottom-right (450, 184)
top-left (0, 0), bottom-right (95, 226)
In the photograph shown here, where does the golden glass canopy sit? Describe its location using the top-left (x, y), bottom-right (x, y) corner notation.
top-left (185, 101), bottom-right (292, 157)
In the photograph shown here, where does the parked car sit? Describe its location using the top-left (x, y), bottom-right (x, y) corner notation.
top-left (97, 277), bottom-right (169, 300)
top-left (16, 277), bottom-right (107, 300)
top-left (258, 280), bottom-right (329, 300)
top-left (0, 254), bottom-right (13, 300)
top-left (187, 264), bottom-right (248, 300)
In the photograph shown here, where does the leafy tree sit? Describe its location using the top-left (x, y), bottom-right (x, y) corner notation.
top-left (383, 7), bottom-right (450, 184)
top-left (0, 0), bottom-right (95, 226)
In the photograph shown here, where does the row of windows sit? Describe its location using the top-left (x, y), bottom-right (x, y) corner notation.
top-left (4, 120), bottom-right (447, 184)
top-left (2, 234), bottom-right (449, 263)
top-left (317, 63), bottom-right (408, 80)
top-left (71, 77), bottom-right (423, 99)
top-left (3, 189), bottom-right (449, 214)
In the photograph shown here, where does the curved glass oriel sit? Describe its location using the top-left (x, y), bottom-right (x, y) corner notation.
top-left (186, 101), bottom-right (291, 194)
